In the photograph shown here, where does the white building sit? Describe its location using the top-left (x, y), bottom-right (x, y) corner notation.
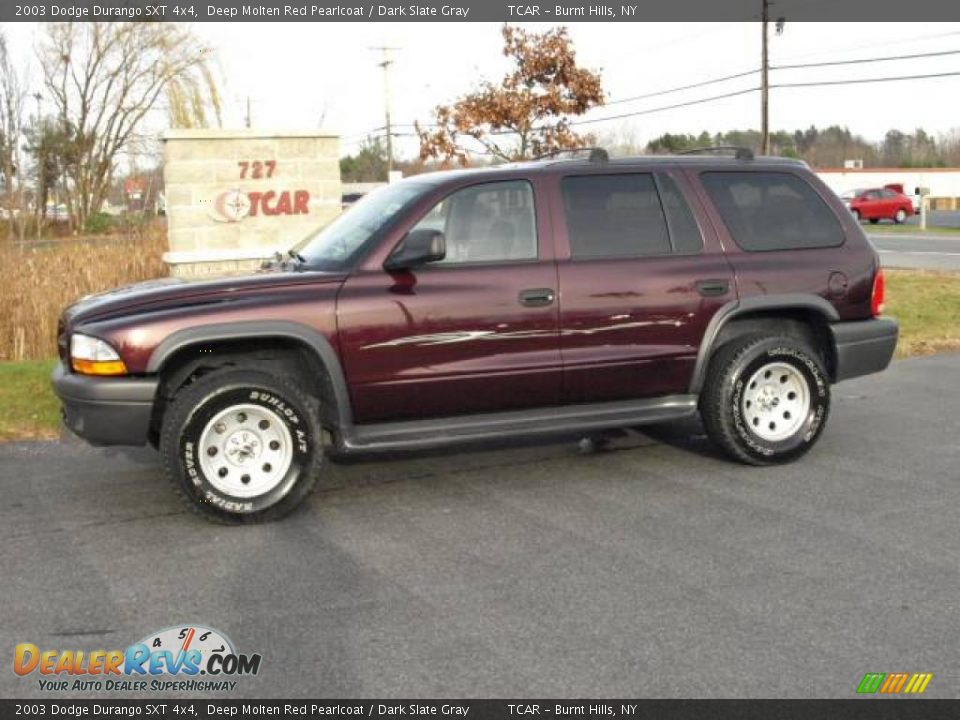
top-left (816, 167), bottom-right (960, 210)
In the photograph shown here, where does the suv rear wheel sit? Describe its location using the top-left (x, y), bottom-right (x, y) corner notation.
top-left (701, 335), bottom-right (830, 465)
top-left (159, 368), bottom-right (322, 524)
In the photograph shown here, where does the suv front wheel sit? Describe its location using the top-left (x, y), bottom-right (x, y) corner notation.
top-left (701, 335), bottom-right (831, 465)
top-left (159, 368), bottom-right (323, 523)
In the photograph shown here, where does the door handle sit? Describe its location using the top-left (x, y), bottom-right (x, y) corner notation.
top-left (519, 288), bottom-right (556, 307)
top-left (695, 279), bottom-right (730, 298)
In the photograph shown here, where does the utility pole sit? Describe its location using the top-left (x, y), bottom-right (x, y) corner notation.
top-left (760, 0), bottom-right (770, 155)
top-left (370, 45), bottom-right (400, 178)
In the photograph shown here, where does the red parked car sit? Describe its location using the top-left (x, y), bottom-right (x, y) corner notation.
top-left (841, 186), bottom-right (914, 224)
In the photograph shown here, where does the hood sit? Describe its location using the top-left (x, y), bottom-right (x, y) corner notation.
top-left (63, 269), bottom-right (347, 328)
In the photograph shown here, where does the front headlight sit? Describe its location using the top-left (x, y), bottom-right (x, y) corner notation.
top-left (70, 333), bottom-right (127, 376)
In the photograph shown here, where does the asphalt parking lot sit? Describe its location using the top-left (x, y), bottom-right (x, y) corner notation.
top-left (2, 353), bottom-right (959, 699)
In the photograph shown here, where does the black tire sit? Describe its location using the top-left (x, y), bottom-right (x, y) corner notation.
top-left (869, 218), bottom-right (879, 225)
top-left (700, 335), bottom-right (830, 466)
top-left (159, 368), bottom-right (322, 524)
top-left (894, 208), bottom-right (907, 224)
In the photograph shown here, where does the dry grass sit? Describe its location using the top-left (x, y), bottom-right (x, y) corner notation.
top-left (0, 225), bottom-right (168, 361)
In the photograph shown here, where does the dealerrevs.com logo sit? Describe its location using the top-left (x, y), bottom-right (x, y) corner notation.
top-left (14, 625), bottom-right (261, 693)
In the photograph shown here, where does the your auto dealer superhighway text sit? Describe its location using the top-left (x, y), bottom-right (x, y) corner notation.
top-left (207, 4), bottom-right (471, 17)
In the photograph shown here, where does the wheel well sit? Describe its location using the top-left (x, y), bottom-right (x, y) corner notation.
top-left (709, 308), bottom-right (836, 379)
top-left (147, 337), bottom-right (340, 447)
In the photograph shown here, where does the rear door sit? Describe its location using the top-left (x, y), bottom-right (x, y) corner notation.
top-left (696, 169), bottom-right (853, 315)
top-left (551, 169), bottom-right (735, 403)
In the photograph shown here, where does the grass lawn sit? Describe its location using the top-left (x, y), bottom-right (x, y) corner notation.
top-left (885, 269), bottom-right (960, 357)
top-left (0, 270), bottom-right (956, 442)
top-left (0, 360), bottom-right (59, 441)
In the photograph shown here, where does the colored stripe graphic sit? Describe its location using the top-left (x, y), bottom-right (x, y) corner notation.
top-left (857, 672), bottom-right (932, 695)
top-left (857, 673), bottom-right (885, 694)
top-left (904, 673), bottom-right (933, 694)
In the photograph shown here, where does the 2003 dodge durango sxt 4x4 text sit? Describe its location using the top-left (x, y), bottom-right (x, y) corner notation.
top-left (53, 150), bottom-right (898, 524)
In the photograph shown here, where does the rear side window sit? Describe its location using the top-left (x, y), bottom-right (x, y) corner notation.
top-left (701, 171), bottom-right (844, 251)
top-left (561, 172), bottom-right (702, 259)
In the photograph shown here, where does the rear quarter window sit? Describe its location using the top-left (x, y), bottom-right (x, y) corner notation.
top-left (701, 171), bottom-right (845, 252)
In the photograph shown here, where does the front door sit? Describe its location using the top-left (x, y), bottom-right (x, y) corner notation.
top-left (551, 169), bottom-right (735, 403)
top-left (337, 178), bottom-right (562, 424)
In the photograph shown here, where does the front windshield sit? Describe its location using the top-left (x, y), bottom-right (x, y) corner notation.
top-left (293, 182), bottom-right (429, 270)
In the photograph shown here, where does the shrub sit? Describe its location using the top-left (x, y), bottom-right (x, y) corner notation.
top-left (83, 211), bottom-right (114, 235)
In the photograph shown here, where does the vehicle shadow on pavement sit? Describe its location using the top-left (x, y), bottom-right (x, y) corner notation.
top-left (636, 417), bottom-right (728, 462)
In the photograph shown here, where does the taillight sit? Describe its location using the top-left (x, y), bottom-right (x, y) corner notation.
top-left (871, 267), bottom-right (885, 316)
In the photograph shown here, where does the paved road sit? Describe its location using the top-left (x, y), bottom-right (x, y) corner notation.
top-left (2, 354), bottom-right (959, 699)
top-left (869, 231), bottom-right (960, 271)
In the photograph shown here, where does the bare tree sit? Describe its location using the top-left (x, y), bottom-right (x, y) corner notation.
top-left (39, 22), bottom-right (221, 231)
top-left (0, 31), bottom-right (28, 241)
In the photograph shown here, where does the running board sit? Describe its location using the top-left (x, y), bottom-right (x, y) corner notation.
top-left (339, 395), bottom-right (698, 453)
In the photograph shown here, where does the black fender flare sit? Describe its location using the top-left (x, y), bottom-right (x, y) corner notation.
top-left (147, 320), bottom-right (354, 428)
top-left (689, 294), bottom-right (840, 394)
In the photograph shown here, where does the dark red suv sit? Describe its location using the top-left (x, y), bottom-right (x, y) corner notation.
top-left (53, 151), bottom-right (898, 523)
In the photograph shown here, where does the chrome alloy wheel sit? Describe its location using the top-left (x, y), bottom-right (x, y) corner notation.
top-left (741, 362), bottom-right (811, 442)
top-left (198, 404), bottom-right (294, 498)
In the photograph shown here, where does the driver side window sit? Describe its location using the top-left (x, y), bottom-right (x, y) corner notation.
top-left (409, 180), bottom-right (538, 264)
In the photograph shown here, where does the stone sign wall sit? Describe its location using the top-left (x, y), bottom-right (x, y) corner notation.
top-left (163, 129), bottom-right (341, 277)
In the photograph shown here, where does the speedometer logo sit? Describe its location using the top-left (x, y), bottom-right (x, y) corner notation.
top-left (14, 623), bottom-right (262, 693)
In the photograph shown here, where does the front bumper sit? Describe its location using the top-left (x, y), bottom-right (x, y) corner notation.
top-left (51, 362), bottom-right (158, 446)
top-left (830, 317), bottom-right (899, 382)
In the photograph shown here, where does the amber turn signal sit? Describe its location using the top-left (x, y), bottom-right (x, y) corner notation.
top-left (71, 358), bottom-right (128, 376)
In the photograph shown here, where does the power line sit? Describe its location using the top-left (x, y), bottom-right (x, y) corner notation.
top-left (773, 69), bottom-right (960, 89)
top-left (773, 48), bottom-right (960, 71)
top-left (348, 40), bottom-right (960, 150)
top-left (567, 87), bottom-right (761, 128)
top-left (600, 48), bottom-right (960, 111)
top-left (560, 69), bottom-right (960, 129)
top-left (584, 47), bottom-right (960, 125)
top-left (341, 126), bottom-right (387, 141)
top-left (774, 29), bottom-right (960, 63)
top-left (394, 67), bottom-right (960, 139)
top-left (604, 68), bottom-right (759, 106)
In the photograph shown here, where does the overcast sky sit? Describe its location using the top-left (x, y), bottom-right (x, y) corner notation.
top-left (7, 21), bottom-right (960, 157)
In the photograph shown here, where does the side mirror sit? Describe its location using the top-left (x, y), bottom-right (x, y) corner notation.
top-left (384, 228), bottom-right (446, 271)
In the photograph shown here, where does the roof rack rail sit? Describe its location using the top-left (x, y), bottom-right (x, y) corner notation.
top-left (535, 146), bottom-right (609, 163)
top-left (679, 145), bottom-right (755, 161)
